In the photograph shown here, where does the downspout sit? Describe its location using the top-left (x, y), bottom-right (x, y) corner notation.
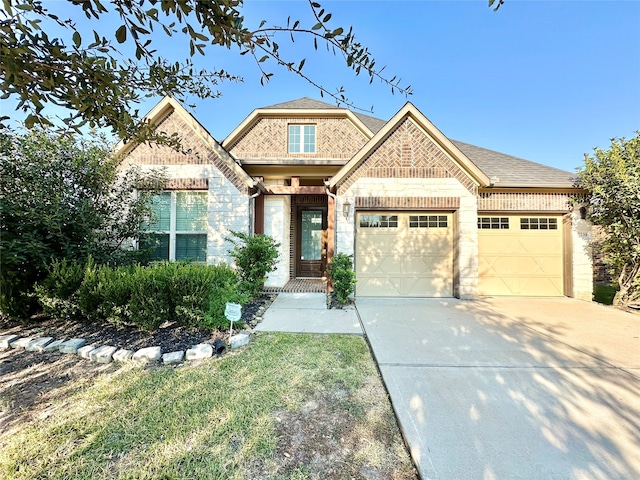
top-left (325, 181), bottom-right (338, 293)
top-left (324, 180), bottom-right (338, 253)
top-left (249, 180), bottom-right (263, 236)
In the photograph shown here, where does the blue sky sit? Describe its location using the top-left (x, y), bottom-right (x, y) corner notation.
top-left (3, 0), bottom-right (640, 173)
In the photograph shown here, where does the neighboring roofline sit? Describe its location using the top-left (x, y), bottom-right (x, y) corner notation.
top-left (221, 108), bottom-right (375, 149)
top-left (329, 102), bottom-right (492, 190)
top-left (113, 96), bottom-right (257, 190)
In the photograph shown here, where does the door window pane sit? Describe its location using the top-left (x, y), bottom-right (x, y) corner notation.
top-left (301, 211), bottom-right (323, 260)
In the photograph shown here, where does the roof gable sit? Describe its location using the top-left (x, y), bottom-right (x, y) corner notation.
top-left (115, 96), bottom-right (257, 191)
top-left (330, 102), bottom-right (491, 191)
top-left (223, 98), bottom-right (380, 149)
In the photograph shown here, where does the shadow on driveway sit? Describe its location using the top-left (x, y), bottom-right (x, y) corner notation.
top-left (357, 297), bottom-right (640, 480)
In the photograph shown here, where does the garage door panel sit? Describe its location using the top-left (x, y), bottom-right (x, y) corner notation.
top-left (357, 277), bottom-right (404, 297)
top-left (356, 212), bottom-right (453, 297)
top-left (478, 215), bottom-right (564, 296)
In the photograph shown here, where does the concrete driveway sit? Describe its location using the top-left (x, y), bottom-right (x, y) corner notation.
top-left (356, 297), bottom-right (640, 480)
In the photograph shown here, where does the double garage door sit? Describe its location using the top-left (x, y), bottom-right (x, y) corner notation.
top-left (355, 212), bottom-right (565, 297)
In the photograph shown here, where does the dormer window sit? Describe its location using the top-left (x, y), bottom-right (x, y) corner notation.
top-left (288, 124), bottom-right (316, 153)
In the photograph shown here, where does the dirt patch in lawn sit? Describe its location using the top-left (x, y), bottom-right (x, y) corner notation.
top-left (0, 295), bottom-right (275, 439)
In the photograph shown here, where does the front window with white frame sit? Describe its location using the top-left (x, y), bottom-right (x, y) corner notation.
top-left (142, 191), bottom-right (208, 262)
top-left (288, 124), bottom-right (316, 153)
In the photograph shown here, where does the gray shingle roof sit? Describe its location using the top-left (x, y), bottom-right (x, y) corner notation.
top-left (451, 140), bottom-right (577, 187)
top-left (261, 98), bottom-right (577, 187)
top-left (262, 97), bottom-right (386, 134)
top-left (262, 97), bottom-right (339, 110)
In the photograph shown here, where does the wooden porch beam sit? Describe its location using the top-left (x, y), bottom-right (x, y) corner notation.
top-left (264, 185), bottom-right (326, 195)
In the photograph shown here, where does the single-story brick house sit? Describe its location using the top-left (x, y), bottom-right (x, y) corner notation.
top-left (117, 96), bottom-right (593, 301)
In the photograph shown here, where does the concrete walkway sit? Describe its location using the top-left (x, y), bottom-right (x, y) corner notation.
top-left (254, 293), bottom-right (362, 335)
top-left (357, 297), bottom-right (640, 480)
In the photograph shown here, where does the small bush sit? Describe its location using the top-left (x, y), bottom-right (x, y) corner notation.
top-left (203, 265), bottom-right (249, 329)
top-left (128, 264), bottom-right (173, 330)
top-left (35, 258), bottom-right (89, 320)
top-left (328, 253), bottom-right (356, 305)
top-left (227, 231), bottom-right (280, 300)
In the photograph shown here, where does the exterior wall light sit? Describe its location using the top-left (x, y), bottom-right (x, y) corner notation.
top-left (342, 199), bottom-right (351, 219)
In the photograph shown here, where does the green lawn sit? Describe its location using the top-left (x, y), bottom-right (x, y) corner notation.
top-left (0, 333), bottom-right (416, 479)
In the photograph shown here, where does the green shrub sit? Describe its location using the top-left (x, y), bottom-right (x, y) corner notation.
top-left (40, 259), bottom-right (250, 331)
top-left (128, 264), bottom-right (173, 330)
top-left (227, 231), bottom-right (280, 300)
top-left (35, 258), bottom-right (88, 320)
top-left (77, 263), bottom-right (136, 325)
top-left (328, 253), bottom-right (356, 305)
top-left (203, 265), bottom-right (249, 329)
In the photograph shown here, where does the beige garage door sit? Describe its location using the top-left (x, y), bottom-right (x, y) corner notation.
top-left (478, 215), bottom-right (564, 296)
top-left (355, 212), bottom-right (453, 297)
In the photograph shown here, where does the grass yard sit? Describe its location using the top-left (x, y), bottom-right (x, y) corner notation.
top-left (0, 333), bottom-right (416, 479)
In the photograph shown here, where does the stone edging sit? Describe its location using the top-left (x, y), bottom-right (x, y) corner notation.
top-left (0, 333), bottom-right (251, 366)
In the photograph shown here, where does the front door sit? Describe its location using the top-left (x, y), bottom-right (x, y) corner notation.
top-left (297, 208), bottom-right (327, 277)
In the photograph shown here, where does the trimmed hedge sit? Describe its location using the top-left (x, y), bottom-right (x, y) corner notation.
top-left (36, 261), bottom-right (248, 331)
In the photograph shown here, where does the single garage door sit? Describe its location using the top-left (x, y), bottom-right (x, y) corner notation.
top-left (478, 215), bottom-right (564, 296)
top-left (355, 212), bottom-right (453, 297)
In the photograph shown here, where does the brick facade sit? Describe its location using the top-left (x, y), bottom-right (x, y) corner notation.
top-left (126, 110), bottom-right (249, 194)
top-left (164, 178), bottom-right (209, 190)
top-left (120, 96), bottom-right (593, 300)
top-left (478, 191), bottom-right (572, 212)
top-left (228, 116), bottom-right (368, 160)
top-left (337, 118), bottom-right (478, 195)
top-left (355, 196), bottom-right (461, 210)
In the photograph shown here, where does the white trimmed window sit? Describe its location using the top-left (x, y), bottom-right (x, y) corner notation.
top-left (142, 191), bottom-right (208, 262)
top-left (288, 124), bottom-right (316, 153)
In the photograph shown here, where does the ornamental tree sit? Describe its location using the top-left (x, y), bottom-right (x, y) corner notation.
top-left (577, 132), bottom-right (640, 309)
top-left (0, 128), bottom-right (166, 318)
top-left (1, 0), bottom-right (414, 146)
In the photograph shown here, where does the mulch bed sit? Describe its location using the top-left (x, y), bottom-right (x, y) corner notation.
top-left (0, 294), bottom-right (277, 354)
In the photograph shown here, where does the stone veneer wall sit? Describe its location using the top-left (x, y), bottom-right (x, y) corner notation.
top-left (135, 164), bottom-right (250, 266)
top-left (124, 109), bottom-right (251, 266)
top-left (571, 211), bottom-right (594, 301)
top-left (334, 116), bottom-right (479, 298)
top-left (263, 180), bottom-right (291, 288)
top-left (227, 117), bottom-right (368, 160)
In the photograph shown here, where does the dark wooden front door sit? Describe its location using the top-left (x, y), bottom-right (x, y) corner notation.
top-left (296, 207), bottom-right (327, 277)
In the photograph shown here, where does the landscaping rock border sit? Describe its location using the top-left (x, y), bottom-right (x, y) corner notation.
top-left (0, 330), bottom-right (253, 366)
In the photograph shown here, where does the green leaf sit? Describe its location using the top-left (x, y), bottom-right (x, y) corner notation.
top-left (73, 31), bottom-right (81, 47)
top-left (312, 23), bottom-right (322, 31)
top-left (115, 25), bottom-right (127, 43)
